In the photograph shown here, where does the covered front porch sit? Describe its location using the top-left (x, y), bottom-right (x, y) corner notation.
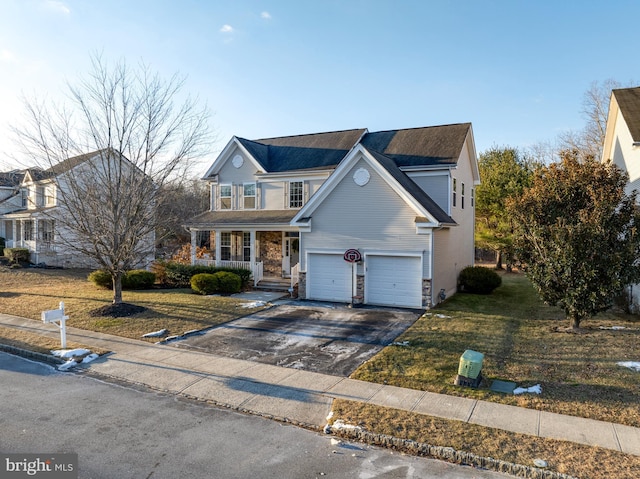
top-left (185, 210), bottom-right (301, 289)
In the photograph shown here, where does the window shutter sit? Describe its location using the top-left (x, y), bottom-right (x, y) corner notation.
top-left (304, 181), bottom-right (309, 203)
top-left (256, 182), bottom-right (261, 210)
top-left (239, 183), bottom-right (244, 210)
top-left (284, 181), bottom-right (289, 209)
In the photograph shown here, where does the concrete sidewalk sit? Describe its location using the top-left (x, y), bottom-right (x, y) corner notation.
top-left (1, 312), bottom-right (639, 457)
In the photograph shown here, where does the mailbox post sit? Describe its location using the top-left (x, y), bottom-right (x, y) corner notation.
top-left (41, 301), bottom-right (69, 348)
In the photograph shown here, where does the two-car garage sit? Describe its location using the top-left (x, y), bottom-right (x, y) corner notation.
top-left (306, 252), bottom-right (424, 309)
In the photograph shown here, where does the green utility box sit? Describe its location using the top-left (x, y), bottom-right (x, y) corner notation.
top-left (457, 350), bottom-right (484, 379)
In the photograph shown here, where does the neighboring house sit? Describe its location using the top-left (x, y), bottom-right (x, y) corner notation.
top-left (0, 150), bottom-right (155, 268)
top-left (185, 123), bottom-right (479, 309)
top-left (602, 86), bottom-right (640, 311)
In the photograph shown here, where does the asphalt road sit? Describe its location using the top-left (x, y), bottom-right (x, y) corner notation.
top-left (177, 303), bottom-right (421, 376)
top-left (0, 352), bottom-right (511, 479)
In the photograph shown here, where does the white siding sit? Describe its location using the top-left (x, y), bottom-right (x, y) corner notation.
top-left (609, 108), bottom-right (640, 200)
top-left (301, 157), bottom-right (431, 277)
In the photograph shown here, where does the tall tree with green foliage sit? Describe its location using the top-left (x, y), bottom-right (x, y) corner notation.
top-left (475, 147), bottom-right (534, 270)
top-left (507, 150), bottom-right (640, 329)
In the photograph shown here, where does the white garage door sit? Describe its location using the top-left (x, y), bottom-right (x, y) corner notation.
top-left (307, 253), bottom-right (353, 303)
top-left (366, 255), bottom-right (422, 308)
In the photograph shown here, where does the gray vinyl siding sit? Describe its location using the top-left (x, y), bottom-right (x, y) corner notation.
top-left (301, 157), bottom-right (432, 277)
top-left (408, 173), bottom-right (450, 213)
top-left (216, 147), bottom-right (257, 184)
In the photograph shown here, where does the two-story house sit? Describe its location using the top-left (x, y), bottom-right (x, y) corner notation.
top-left (186, 123), bottom-right (479, 309)
top-left (0, 150), bottom-right (155, 268)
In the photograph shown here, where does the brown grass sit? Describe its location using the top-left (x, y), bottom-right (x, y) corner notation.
top-left (0, 267), bottom-right (267, 342)
top-left (331, 399), bottom-right (640, 479)
top-left (352, 272), bottom-right (640, 427)
top-left (0, 326), bottom-right (109, 356)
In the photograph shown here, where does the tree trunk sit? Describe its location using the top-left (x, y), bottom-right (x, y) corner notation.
top-left (112, 271), bottom-right (123, 305)
top-left (495, 250), bottom-right (503, 270)
top-left (569, 315), bottom-right (581, 330)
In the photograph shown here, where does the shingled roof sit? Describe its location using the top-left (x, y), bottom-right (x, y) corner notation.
top-left (237, 129), bottom-right (367, 172)
top-left (234, 123), bottom-right (470, 174)
top-left (0, 170), bottom-right (24, 187)
top-left (614, 87), bottom-right (640, 142)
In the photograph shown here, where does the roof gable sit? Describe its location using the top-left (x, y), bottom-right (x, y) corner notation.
top-left (292, 144), bottom-right (454, 227)
top-left (613, 87), bottom-right (640, 142)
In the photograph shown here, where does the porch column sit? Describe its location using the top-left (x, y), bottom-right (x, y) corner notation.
top-left (250, 229), bottom-right (256, 265)
top-left (215, 230), bottom-right (221, 267)
top-left (190, 229), bottom-right (197, 265)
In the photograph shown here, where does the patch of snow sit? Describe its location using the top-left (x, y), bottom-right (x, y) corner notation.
top-left (58, 359), bottom-right (77, 371)
top-left (51, 349), bottom-right (90, 359)
top-left (618, 361), bottom-right (640, 372)
top-left (330, 438), bottom-right (342, 446)
top-left (533, 459), bottom-right (548, 468)
top-left (434, 314), bottom-right (451, 319)
top-left (392, 341), bottom-right (410, 347)
top-left (331, 419), bottom-right (362, 432)
top-left (82, 353), bottom-right (99, 364)
top-left (240, 300), bottom-right (267, 308)
top-left (514, 384), bottom-right (542, 395)
top-left (142, 328), bottom-right (168, 338)
top-left (326, 411), bottom-right (334, 421)
top-left (600, 326), bottom-right (626, 330)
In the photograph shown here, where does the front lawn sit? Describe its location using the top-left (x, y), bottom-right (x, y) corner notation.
top-left (352, 272), bottom-right (640, 427)
top-left (0, 267), bottom-right (266, 342)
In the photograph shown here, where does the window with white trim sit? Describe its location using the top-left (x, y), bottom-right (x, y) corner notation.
top-left (471, 188), bottom-right (475, 208)
top-left (289, 181), bottom-right (303, 208)
top-left (45, 186), bottom-right (55, 206)
top-left (21, 189), bottom-right (28, 207)
top-left (38, 219), bottom-right (54, 242)
top-left (220, 232), bottom-right (231, 260)
top-left (461, 182), bottom-right (465, 209)
top-left (243, 232), bottom-right (251, 261)
top-left (452, 178), bottom-right (457, 208)
top-left (23, 220), bottom-right (35, 241)
top-left (219, 184), bottom-right (232, 210)
top-left (243, 183), bottom-right (256, 209)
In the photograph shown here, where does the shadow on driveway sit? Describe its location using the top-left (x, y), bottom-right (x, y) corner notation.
top-left (174, 301), bottom-right (422, 377)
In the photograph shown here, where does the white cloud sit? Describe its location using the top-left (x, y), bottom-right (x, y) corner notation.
top-left (261, 11), bottom-right (272, 20)
top-left (42, 0), bottom-right (71, 15)
top-left (220, 24), bottom-right (234, 33)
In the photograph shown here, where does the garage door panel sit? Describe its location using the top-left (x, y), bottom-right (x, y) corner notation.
top-left (308, 254), bottom-right (353, 302)
top-left (366, 255), bottom-right (422, 308)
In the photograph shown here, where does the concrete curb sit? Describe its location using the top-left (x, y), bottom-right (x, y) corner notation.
top-left (0, 344), bottom-right (64, 366)
top-left (335, 428), bottom-right (580, 479)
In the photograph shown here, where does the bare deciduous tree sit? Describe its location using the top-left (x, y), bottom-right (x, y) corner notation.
top-left (558, 79), bottom-right (634, 160)
top-left (13, 55), bottom-right (211, 307)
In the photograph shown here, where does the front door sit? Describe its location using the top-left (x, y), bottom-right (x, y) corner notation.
top-left (283, 236), bottom-right (300, 277)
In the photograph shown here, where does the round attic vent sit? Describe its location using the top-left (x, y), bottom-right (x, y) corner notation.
top-left (353, 167), bottom-right (370, 186)
top-left (232, 155), bottom-right (244, 168)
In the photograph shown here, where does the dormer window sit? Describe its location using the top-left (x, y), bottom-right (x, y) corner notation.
top-left (219, 184), bottom-right (232, 210)
top-left (21, 189), bottom-right (28, 207)
top-left (289, 181), bottom-right (303, 208)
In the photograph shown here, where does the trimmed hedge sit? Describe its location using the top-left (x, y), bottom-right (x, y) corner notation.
top-left (458, 266), bottom-right (502, 294)
top-left (165, 262), bottom-right (251, 288)
top-left (190, 271), bottom-right (242, 295)
top-left (4, 248), bottom-right (30, 264)
top-left (88, 269), bottom-right (156, 290)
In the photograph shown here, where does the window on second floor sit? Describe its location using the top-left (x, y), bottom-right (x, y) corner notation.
top-left (36, 186), bottom-right (45, 207)
top-left (289, 181), bottom-right (303, 208)
top-left (219, 184), bottom-right (232, 210)
top-left (471, 187), bottom-right (475, 208)
top-left (21, 189), bottom-right (28, 207)
top-left (461, 182), bottom-right (465, 209)
top-left (243, 183), bottom-right (256, 209)
top-left (45, 186), bottom-right (55, 206)
top-left (452, 178), bottom-right (457, 208)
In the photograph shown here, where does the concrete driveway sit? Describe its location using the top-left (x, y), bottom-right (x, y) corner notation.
top-left (175, 302), bottom-right (422, 376)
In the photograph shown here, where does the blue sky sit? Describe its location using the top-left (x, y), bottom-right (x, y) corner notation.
top-left (1, 0), bottom-right (638, 172)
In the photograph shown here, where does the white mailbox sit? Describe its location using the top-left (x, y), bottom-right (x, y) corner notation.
top-left (41, 301), bottom-right (69, 348)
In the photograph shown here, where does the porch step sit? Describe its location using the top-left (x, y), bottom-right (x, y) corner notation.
top-left (255, 277), bottom-right (292, 292)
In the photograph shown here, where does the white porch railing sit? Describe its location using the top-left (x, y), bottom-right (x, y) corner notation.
top-left (194, 259), bottom-right (264, 286)
top-left (291, 262), bottom-right (300, 289)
